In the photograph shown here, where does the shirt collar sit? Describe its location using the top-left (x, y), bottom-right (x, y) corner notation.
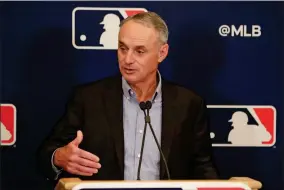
top-left (122, 70), bottom-right (162, 103)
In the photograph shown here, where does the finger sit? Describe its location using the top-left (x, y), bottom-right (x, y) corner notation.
top-left (68, 167), bottom-right (93, 176)
top-left (71, 130), bottom-right (83, 147)
top-left (73, 162), bottom-right (99, 174)
top-left (78, 149), bottom-right (100, 162)
top-left (67, 162), bottom-right (98, 175)
top-left (74, 156), bottom-right (101, 169)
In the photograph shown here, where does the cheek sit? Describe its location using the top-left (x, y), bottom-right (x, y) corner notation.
top-left (117, 53), bottom-right (124, 65)
top-left (138, 55), bottom-right (158, 69)
top-left (117, 51), bottom-right (122, 60)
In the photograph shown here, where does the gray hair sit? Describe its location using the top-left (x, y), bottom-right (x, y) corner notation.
top-left (119, 11), bottom-right (169, 44)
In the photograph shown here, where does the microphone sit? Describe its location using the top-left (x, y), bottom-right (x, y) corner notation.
top-left (137, 102), bottom-right (147, 180)
top-left (145, 101), bottom-right (171, 180)
top-left (137, 101), bottom-right (171, 180)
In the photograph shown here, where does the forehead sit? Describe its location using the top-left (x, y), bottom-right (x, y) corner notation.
top-left (119, 20), bottom-right (158, 46)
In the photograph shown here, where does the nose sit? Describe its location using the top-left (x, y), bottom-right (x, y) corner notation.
top-left (125, 51), bottom-right (134, 65)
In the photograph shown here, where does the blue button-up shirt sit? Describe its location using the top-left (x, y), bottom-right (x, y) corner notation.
top-left (122, 72), bottom-right (162, 180)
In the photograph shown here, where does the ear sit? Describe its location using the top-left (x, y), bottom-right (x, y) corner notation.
top-left (158, 43), bottom-right (169, 63)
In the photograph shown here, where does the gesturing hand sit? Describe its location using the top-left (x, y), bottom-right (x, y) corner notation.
top-left (54, 130), bottom-right (101, 176)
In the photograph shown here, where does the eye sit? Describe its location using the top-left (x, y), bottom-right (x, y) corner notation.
top-left (119, 46), bottom-right (127, 52)
top-left (136, 50), bottom-right (145, 54)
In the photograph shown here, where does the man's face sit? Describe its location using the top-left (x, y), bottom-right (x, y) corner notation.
top-left (117, 20), bottom-right (168, 84)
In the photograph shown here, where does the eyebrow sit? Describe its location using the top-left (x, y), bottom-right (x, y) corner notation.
top-left (118, 41), bottom-right (125, 45)
top-left (118, 41), bottom-right (146, 49)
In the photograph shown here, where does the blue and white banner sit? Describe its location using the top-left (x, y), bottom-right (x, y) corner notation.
top-left (1, 1), bottom-right (283, 190)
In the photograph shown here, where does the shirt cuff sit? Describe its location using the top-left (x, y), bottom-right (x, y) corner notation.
top-left (51, 148), bottom-right (63, 180)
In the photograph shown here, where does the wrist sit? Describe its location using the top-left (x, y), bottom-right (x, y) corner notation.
top-left (53, 148), bottom-right (62, 168)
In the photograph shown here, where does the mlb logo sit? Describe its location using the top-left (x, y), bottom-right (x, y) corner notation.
top-left (207, 105), bottom-right (276, 147)
top-left (72, 7), bottom-right (148, 50)
top-left (0, 104), bottom-right (16, 146)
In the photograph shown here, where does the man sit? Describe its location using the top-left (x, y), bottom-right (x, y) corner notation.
top-left (37, 11), bottom-right (219, 182)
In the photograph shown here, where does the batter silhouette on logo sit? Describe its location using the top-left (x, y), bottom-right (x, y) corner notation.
top-left (228, 111), bottom-right (271, 145)
top-left (99, 13), bottom-right (120, 49)
top-left (1, 121), bottom-right (12, 141)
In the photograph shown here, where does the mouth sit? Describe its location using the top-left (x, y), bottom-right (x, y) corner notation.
top-left (124, 68), bottom-right (136, 74)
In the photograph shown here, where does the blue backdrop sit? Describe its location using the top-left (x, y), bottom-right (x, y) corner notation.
top-left (1, 1), bottom-right (283, 190)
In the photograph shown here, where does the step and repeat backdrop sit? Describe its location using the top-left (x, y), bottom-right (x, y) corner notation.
top-left (1, 1), bottom-right (283, 190)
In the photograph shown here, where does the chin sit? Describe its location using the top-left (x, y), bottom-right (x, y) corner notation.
top-left (122, 73), bottom-right (140, 84)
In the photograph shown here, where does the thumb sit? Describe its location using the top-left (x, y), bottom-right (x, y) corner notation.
top-left (72, 130), bottom-right (83, 147)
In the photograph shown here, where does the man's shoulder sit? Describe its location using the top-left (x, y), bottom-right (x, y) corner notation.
top-left (163, 79), bottom-right (204, 103)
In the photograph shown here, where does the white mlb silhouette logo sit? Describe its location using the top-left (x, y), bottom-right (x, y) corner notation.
top-left (207, 105), bottom-right (276, 147)
top-left (72, 7), bottom-right (148, 50)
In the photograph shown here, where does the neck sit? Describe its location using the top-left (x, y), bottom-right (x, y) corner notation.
top-left (130, 71), bottom-right (158, 102)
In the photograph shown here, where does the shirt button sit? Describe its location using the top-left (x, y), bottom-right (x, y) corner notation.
top-left (137, 153), bottom-right (140, 158)
top-left (139, 130), bottom-right (143, 134)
